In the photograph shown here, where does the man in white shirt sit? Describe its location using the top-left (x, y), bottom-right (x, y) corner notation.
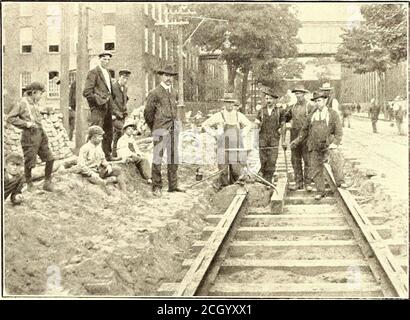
top-left (202, 94), bottom-right (253, 190)
top-left (83, 51), bottom-right (116, 160)
top-left (117, 119), bottom-right (152, 184)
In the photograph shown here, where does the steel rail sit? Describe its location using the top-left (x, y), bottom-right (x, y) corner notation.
top-left (324, 163), bottom-right (408, 298)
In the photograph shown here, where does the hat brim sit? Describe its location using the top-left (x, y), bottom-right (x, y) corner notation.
top-left (157, 70), bottom-right (178, 76)
top-left (99, 53), bottom-right (113, 58)
top-left (291, 89), bottom-right (308, 93)
top-left (220, 99), bottom-right (237, 103)
top-left (123, 124), bottom-right (137, 131)
top-left (311, 95), bottom-right (327, 101)
top-left (263, 93), bottom-right (279, 98)
top-left (319, 87), bottom-right (333, 91)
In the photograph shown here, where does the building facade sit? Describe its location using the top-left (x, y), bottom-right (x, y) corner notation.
top-left (2, 2), bottom-right (201, 113)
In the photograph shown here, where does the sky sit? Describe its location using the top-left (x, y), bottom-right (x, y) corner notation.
top-left (292, 2), bottom-right (363, 22)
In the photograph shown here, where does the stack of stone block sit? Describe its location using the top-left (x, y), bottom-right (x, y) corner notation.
top-left (4, 112), bottom-right (74, 164)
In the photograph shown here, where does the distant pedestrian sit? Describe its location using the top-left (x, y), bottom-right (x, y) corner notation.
top-left (7, 81), bottom-right (55, 192)
top-left (4, 153), bottom-right (25, 205)
top-left (83, 51), bottom-right (116, 160)
top-left (393, 96), bottom-right (405, 135)
top-left (369, 98), bottom-right (380, 133)
top-left (356, 102), bottom-right (361, 114)
top-left (340, 103), bottom-right (352, 128)
top-left (111, 69), bottom-right (131, 158)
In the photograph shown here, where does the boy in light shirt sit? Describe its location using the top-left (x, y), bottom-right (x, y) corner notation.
top-left (117, 119), bottom-right (152, 184)
top-left (77, 126), bottom-right (126, 190)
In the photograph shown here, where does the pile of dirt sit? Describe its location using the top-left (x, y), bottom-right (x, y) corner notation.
top-left (4, 162), bottom-right (218, 296)
top-left (343, 159), bottom-right (408, 243)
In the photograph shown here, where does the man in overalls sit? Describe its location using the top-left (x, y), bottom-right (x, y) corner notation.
top-left (254, 87), bottom-right (286, 185)
top-left (201, 94), bottom-right (253, 190)
top-left (290, 92), bottom-right (344, 200)
top-left (283, 85), bottom-right (315, 191)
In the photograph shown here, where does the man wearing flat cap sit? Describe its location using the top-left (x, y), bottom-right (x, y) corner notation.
top-left (254, 87), bottom-right (286, 185)
top-left (111, 69), bottom-right (131, 158)
top-left (83, 51), bottom-right (117, 160)
top-left (283, 85), bottom-right (315, 191)
top-left (144, 64), bottom-right (182, 197)
top-left (290, 92), bottom-right (345, 200)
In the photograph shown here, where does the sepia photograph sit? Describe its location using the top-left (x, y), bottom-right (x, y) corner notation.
top-left (1, 0), bottom-right (408, 303)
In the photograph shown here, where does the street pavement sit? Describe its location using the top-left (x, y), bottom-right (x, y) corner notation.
top-left (340, 116), bottom-right (408, 200)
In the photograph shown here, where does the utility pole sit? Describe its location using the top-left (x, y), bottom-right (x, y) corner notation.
top-left (75, 3), bottom-right (89, 150)
top-left (60, 2), bottom-right (70, 132)
top-left (156, 5), bottom-right (228, 124)
top-left (177, 24), bottom-right (185, 122)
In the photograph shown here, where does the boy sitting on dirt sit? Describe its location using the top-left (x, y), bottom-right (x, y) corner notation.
top-left (117, 119), bottom-right (152, 184)
top-left (77, 126), bottom-right (126, 190)
top-left (4, 153), bottom-right (25, 205)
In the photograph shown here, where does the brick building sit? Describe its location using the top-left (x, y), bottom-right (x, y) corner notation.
top-left (2, 2), bottom-right (200, 113)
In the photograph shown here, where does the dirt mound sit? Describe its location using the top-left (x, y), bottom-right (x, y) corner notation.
top-left (4, 163), bottom-right (216, 296)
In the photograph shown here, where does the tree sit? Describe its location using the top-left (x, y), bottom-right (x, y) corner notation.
top-left (253, 58), bottom-right (304, 94)
top-left (188, 3), bottom-right (301, 112)
top-left (336, 4), bottom-right (407, 107)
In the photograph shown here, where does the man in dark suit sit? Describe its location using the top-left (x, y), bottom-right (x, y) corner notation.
top-left (82, 51), bottom-right (116, 160)
top-left (144, 64), bottom-right (183, 197)
top-left (111, 69), bottom-right (131, 158)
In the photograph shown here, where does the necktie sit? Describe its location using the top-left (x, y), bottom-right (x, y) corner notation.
top-left (319, 111), bottom-right (321, 121)
top-left (128, 142), bottom-right (136, 153)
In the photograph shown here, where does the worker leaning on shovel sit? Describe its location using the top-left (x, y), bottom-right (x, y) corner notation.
top-left (201, 93), bottom-right (253, 191)
top-left (254, 87), bottom-right (287, 186)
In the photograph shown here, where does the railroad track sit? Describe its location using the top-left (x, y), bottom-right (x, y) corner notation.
top-left (159, 149), bottom-right (408, 298)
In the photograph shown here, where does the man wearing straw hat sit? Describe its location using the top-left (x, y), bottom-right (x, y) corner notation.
top-left (201, 93), bottom-right (253, 190)
top-left (254, 87), bottom-right (286, 186)
top-left (144, 64), bottom-right (182, 197)
top-left (320, 82), bottom-right (339, 111)
top-left (283, 85), bottom-right (315, 191)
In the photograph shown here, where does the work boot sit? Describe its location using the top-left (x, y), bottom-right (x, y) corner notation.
top-left (315, 193), bottom-right (326, 201)
top-left (288, 183), bottom-right (297, 191)
top-left (43, 179), bottom-right (54, 192)
top-left (297, 182), bottom-right (304, 190)
top-left (147, 178), bottom-right (153, 185)
top-left (306, 184), bottom-right (313, 192)
top-left (152, 188), bottom-right (162, 197)
top-left (106, 155), bottom-right (121, 162)
top-left (105, 176), bottom-right (118, 185)
top-left (338, 183), bottom-right (348, 189)
top-left (168, 187), bottom-right (185, 193)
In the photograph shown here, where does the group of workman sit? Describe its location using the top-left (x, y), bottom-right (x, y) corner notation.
top-left (5, 50), bottom-right (346, 205)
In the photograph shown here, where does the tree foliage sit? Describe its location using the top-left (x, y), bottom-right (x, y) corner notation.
top-left (185, 3), bottom-right (301, 109)
top-left (336, 4), bottom-right (407, 74)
